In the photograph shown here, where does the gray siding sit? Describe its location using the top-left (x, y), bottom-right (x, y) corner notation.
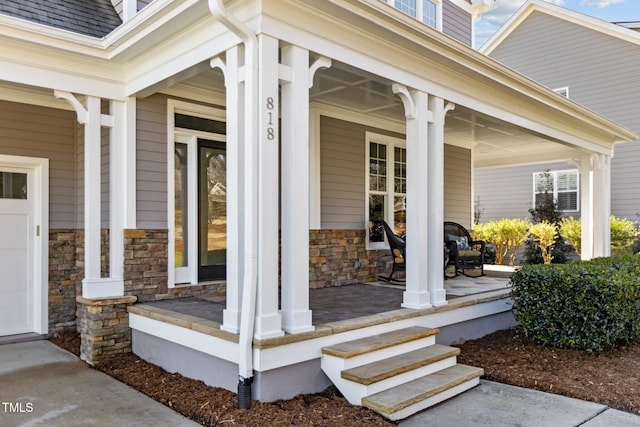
top-left (481, 12), bottom-right (640, 221)
top-left (137, 94), bottom-right (168, 229)
top-left (443, 0), bottom-right (472, 47)
top-left (320, 115), bottom-right (471, 229)
top-left (475, 162), bottom-right (577, 223)
top-left (0, 100), bottom-right (77, 229)
top-left (444, 144), bottom-right (472, 228)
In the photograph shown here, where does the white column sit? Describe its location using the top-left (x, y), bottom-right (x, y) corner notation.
top-left (54, 91), bottom-right (124, 298)
top-left (214, 47), bottom-right (244, 334)
top-left (254, 35), bottom-right (284, 338)
top-left (84, 96), bottom-right (103, 286)
top-left (593, 154), bottom-right (611, 258)
top-left (579, 155), bottom-right (594, 260)
top-left (280, 44), bottom-right (314, 334)
top-left (427, 96), bottom-right (447, 307)
top-left (394, 85), bottom-right (431, 309)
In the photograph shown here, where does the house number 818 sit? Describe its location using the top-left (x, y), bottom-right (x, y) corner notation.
top-left (266, 97), bottom-right (275, 141)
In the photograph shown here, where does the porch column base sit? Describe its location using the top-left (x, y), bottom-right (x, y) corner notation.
top-left (76, 295), bottom-right (137, 365)
top-left (254, 314), bottom-right (285, 339)
top-left (402, 290), bottom-right (432, 309)
top-left (281, 310), bottom-right (314, 334)
top-left (221, 309), bottom-right (241, 334)
top-left (82, 278), bottom-right (124, 299)
top-left (430, 289), bottom-right (448, 307)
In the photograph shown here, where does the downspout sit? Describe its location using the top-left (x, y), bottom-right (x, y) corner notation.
top-left (208, 0), bottom-right (259, 409)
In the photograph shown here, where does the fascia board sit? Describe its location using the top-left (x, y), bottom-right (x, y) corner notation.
top-left (481, 0), bottom-right (640, 54)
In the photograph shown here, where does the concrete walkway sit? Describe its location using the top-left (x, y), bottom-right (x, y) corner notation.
top-left (2, 340), bottom-right (640, 427)
top-left (401, 380), bottom-right (640, 427)
top-left (0, 340), bottom-right (199, 427)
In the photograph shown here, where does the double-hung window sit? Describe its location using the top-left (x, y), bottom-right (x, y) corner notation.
top-left (384, 0), bottom-right (439, 29)
top-left (366, 133), bottom-right (406, 249)
top-left (533, 170), bottom-right (579, 212)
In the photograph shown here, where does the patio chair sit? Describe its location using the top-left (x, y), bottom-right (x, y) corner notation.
top-left (378, 220), bottom-right (406, 282)
top-left (444, 221), bottom-right (485, 277)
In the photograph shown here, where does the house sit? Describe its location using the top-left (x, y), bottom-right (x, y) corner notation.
top-left (475, 0), bottom-right (640, 259)
top-left (0, 0), bottom-right (635, 419)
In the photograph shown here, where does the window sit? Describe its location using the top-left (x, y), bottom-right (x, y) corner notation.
top-left (366, 133), bottom-right (406, 249)
top-left (553, 87), bottom-right (569, 98)
top-left (385, 0), bottom-right (439, 29)
top-left (533, 170), bottom-right (579, 212)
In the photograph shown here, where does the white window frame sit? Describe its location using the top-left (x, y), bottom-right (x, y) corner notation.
top-left (384, 0), bottom-right (442, 30)
top-left (533, 169), bottom-right (580, 213)
top-left (365, 132), bottom-right (406, 250)
top-left (167, 100), bottom-right (226, 287)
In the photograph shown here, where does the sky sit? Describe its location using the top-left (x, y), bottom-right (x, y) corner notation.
top-left (475, 0), bottom-right (639, 48)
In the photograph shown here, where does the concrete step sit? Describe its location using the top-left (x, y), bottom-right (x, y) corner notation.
top-left (362, 364), bottom-right (484, 421)
top-left (322, 326), bottom-right (439, 359)
top-left (342, 344), bottom-right (460, 385)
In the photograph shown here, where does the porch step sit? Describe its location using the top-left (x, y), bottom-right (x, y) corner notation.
top-left (341, 344), bottom-right (460, 385)
top-left (362, 364), bottom-right (484, 421)
top-left (321, 327), bottom-right (483, 421)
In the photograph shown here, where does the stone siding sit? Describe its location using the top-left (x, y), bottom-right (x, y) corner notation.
top-left (48, 230), bottom-right (81, 335)
top-left (309, 229), bottom-right (389, 288)
top-left (76, 296), bottom-right (136, 365)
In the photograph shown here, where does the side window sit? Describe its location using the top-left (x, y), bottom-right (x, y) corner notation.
top-left (533, 170), bottom-right (579, 212)
top-left (366, 133), bottom-right (406, 249)
top-left (385, 0), bottom-right (439, 29)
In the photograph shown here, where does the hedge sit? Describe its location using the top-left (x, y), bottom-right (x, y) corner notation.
top-left (510, 254), bottom-right (640, 351)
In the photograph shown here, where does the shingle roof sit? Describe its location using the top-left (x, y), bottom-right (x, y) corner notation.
top-left (0, 0), bottom-right (122, 38)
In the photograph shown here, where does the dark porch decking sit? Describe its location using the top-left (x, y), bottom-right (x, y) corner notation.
top-left (143, 268), bottom-right (512, 326)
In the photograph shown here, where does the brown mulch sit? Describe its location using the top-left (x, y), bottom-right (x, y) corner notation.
top-left (50, 327), bottom-right (640, 426)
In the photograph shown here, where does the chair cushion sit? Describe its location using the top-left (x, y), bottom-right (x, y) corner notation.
top-left (447, 234), bottom-right (470, 251)
top-left (458, 249), bottom-right (481, 257)
top-left (393, 248), bottom-right (404, 263)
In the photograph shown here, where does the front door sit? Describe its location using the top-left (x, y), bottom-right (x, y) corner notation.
top-left (0, 167), bottom-right (34, 336)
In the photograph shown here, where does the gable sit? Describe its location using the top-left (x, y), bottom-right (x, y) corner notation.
top-left (0, 0), bottom-right (122, 38)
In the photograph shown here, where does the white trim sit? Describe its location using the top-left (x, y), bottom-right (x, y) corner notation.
top-left (0, 155), bottom-right (49, 335)
top-left (166, 99), bottom-right (227, 287)
top-left (532, 169), bottom-right (580, 213)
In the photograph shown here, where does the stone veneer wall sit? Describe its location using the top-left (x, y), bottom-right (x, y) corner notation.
top-left (309, 229), bottom-right (389, 288)
top-left (123, 229), bottom-right (222, 301)
top-left (49, 230), bottom-right (81, 335)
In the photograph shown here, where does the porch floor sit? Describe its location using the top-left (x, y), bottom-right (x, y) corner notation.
top-left (143, 266), bottom-right (512, 326)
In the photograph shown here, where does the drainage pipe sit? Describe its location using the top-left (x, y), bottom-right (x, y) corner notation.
top-left (208, 0), bottom-right (259, 409)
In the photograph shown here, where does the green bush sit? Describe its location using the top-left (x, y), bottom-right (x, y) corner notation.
top-left (510, 255), bottom-right (640, 351)
top-left (475, 219), bottom-right (529, 266)
top-left (559, 216), bottom-right (639, 257)
top-left (528, 221), bottom-right (557, 264)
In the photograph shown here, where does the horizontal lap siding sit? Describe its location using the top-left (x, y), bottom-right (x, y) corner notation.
top-left (137, 95), bottom-right (168, 229)
top-left (443, 0), bottom-right (472, 47)
top-left (444, 145), bottom-right (471, 228)
top-left (488, 11), bottom-right (640, 220)
top-left (0, 100), bottom-right (77, 228)
top-left (474, 162), bottom-right (577, 223)
top-left (320, 116), bottom-right (404, 229)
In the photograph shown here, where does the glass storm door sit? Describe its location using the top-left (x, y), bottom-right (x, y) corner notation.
top-left (199, 140), bottom-right (226, 281)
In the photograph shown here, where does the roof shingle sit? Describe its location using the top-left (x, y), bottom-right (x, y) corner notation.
top-left (0, 0), bottom-right (122, 38)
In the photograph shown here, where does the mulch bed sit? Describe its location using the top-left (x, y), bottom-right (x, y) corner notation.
top-left (50, 327), bottom-right (640, 426)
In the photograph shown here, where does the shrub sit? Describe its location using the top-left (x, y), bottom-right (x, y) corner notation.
top-left (528, 221), bottom-right (557, 264)
top-left (510, 255), bottom-right (640, 351)
top-left (559, 216), bottom-right (639, 257)
top-left (475, 219), bottom-right (529, 265)
top-left (559, 217), bottom-right (581, 256)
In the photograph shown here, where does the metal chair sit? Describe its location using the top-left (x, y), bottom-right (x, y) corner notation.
top-left (444, 221), bottom-right (485, 277)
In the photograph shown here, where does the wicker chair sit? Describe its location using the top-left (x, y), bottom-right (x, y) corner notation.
top-left (444, 221), bottom-right (485, 277)
top-left (378, 220), bottom-right (405, 282)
